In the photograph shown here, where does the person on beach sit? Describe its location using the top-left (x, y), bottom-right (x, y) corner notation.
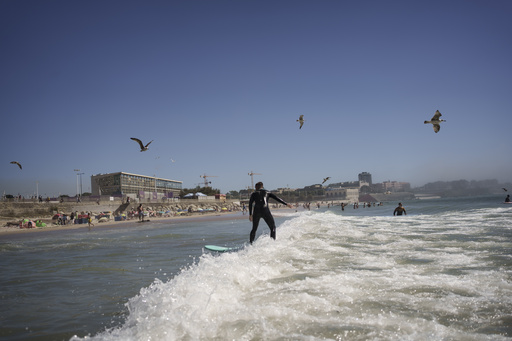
top-left (249, 182), bottom-right (293, 244)
top-left (87, 213), bottom-right (94, 230)
top-left (393, 203), bottom-right (407, 216)
top-left (137, 204), bottom-right (144, 221)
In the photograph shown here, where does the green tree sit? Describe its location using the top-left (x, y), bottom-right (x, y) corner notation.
top-left (180, 186), bottom-right (220, 197)
top-left (226, 190), bottom-right (240, 199)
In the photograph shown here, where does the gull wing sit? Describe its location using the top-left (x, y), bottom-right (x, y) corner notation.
top-left (10, 161), bottom-right (22, 170)
top-left (431, 110), bottom-right (442, 121)
top-left (297, 115), bottom-right (305, 129)
top-left (130, 137), bottom-right (145, 150)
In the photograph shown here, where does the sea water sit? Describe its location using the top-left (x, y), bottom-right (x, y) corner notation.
top-left (0, 195), bottom-right (511, 340)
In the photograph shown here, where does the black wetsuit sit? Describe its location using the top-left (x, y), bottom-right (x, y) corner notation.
top-left (249, 189), bottom-right (289, 243)
top-left (393, 206), bottom-right (406, 216)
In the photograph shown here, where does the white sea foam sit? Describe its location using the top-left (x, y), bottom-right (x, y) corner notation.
top-left (76, 204), bottom-right (512, 340)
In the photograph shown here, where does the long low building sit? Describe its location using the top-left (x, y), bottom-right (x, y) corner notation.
top-left (325, 187), bottom-right (359, 202)
top-left (91, 172), bottom-right (182, 200)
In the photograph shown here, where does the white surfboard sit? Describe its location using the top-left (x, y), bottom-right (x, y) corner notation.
top-left (204, 245), bottom-right (236, 252)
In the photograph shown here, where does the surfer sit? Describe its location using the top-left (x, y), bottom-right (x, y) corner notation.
top-left (249, 182), bottom-right (293, 244)
top-left (506, 195), bottom-right (510, 203)
top-left (393, 203), bottom-right (407, 216)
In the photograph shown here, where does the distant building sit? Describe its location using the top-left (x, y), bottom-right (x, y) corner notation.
top-left (359, 181), bottom-right (371, 194)
top-left (274, 187), bottom-right (295, 194)
top-left (325, 186), bottom-right (359, 202)
top-left (373, 180), bottom-right (411, 193)
top-left (302, 184), bottom-right (323, 190)
top-left (327, 181), bottom-right (360, 189)
top-left (358, 172), bottom-right (372, 185)
top-left (91, 172), bottom-right (182, 200)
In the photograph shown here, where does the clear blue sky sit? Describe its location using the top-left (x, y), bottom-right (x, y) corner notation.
top-left (1, 0), bottom-right (511, 197)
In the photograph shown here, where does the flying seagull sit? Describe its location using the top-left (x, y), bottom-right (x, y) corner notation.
top-left (503, 188), bottom-right (508, 192)
top-left (297, 115), bottom-right (305, 129)
top-left (10, 161), bottom-right (22, 170)
top-left (322, 177), bottom-right (330, 184)
top-left (424, 110), bottom-right (446, 133)
top-left (130, 137), bottom-right (153, 152)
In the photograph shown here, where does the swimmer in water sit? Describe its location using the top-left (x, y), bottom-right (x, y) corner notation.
top-left (393, 202), bottom-right (407, 216)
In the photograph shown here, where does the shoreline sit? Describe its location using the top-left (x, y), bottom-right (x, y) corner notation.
top-left (0, 201), bottom-right (353, 239)
top-left (0, 211), bottom-right (250, 239)
top-left (0, 199), bottom-right (249, 238)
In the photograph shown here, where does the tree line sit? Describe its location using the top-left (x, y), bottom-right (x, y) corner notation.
top-left (180, 186), bottom-right (220, 197)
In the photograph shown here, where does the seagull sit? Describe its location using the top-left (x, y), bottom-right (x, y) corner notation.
top-left (503, 188), bottom-right (508, 192)
top-left (424, 110), bottom-right (446, 133)
top-left (10, 161), bottom-right (22, 170)
top-left (322, 177), bottom-right (330, 184)
top-left (130, 138), bottom-right (153, 152)
top-left (297, 115), bottom-right (305, 129)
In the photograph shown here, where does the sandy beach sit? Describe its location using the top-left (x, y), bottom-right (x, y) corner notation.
top-left (0, 200), bottom-right (339, 239)
top-left (0, 197), bottom-right (254, 238)
top-left (0, 210), bottom-right (252, 238)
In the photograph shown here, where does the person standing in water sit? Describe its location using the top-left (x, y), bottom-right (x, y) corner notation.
top-left (393, 202), bottom-right (407, 216)
top-left (249, 182), bottom-right (293, 244)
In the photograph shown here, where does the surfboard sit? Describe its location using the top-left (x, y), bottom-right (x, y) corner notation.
top-left (204, 245), bottom-right (235, 252)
